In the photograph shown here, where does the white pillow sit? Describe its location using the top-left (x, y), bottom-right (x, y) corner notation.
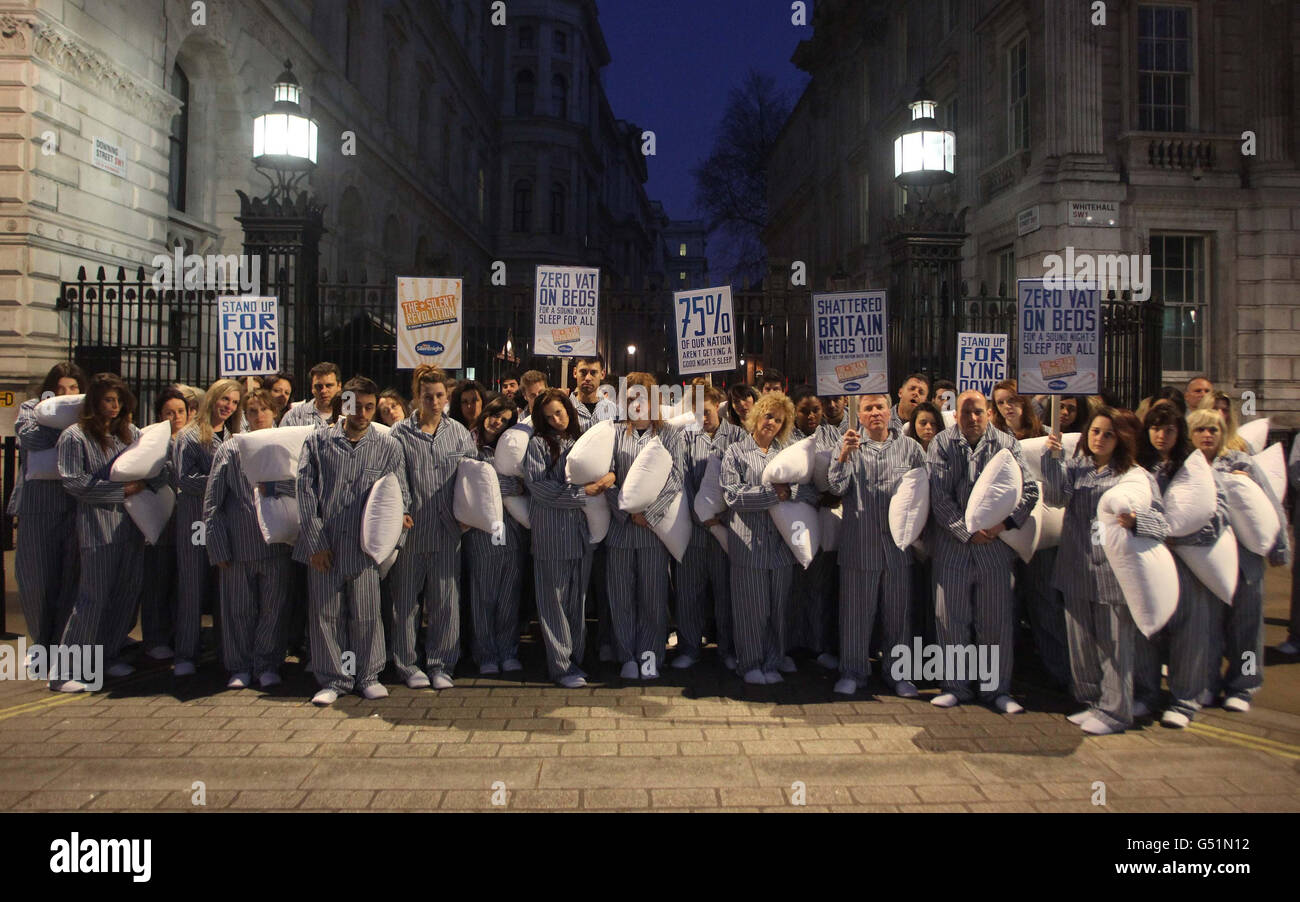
top-left (1174, 527), bottom-right (1239, 605)
top-left (254, 487), bottom-right (299, 545)
top-left (584, 494), bottom-right (610, 543)
top-left (566, 419), bottom-right (616, 484)
top-left (1255, 443), bottom-right (1285, 502)
top-left (888, 467), bottom-right (929, 549)
top-left (665, 411), bottom-right (697, 429)
top-left (34, 394), bottom-right (84, 430)
top-left (819, 504), bottom-right (842, 553)
top-left (503, 494), bottom-right (531, 530)
top-left (238, 426), bottom-right (314, 485)
top-left (964, 448), bottom-right (1023, 534)
top-left (812, 450), bottom-right (833, 493)
top-left (769, 500), bottom-right (820, 569)
top-left (1162, 450), bottom-right (1216, 537)
top-left (709, 523), bottom-right (729, 554)
top-left (370, 421), bottom-right (391, 437)
top-left (111, 421), bottom-right (172, 482)
top-left (1097, 470), bottom-right (1178, 637)
top-left (1222, 471), bottom-right (1281, 556)
top-left (361, 472), bottom-right (404, 565)
top-left (693, 454), bottom-right (726, 522)
top-left (761, 437), bottom-right (816, 485)
top-left (25, 447), bottom-right (60, 480)
top-left (651, 494), bottom-right (692, 562)
top-left (999, 501), bottom-right (1041, 563)
top-left (1037, 499), bottom-right (1064, 550)
top-left (125, 485), bottom-right (175, 546)
top-left (378, 548), bottom-right (400, 579)
top-left (1020, 433), bottom-right (1081, 483)
top-left (494, 425), bottom-right (533, 478)
top-left (618, 437), bottom-right (673, 513)
top-left (453, 459), bottom-right (503, 534)
top-left (1238, 418), bottom-right (1269, 454)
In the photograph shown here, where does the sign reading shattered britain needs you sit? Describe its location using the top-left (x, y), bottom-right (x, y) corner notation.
top-left (812, 289), bottom-right (889, 395)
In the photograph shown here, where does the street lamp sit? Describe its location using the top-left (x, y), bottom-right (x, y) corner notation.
top-left (893, 81), bottom-right (955, 206)
top-left (252, 60), bottom-right (318, 203)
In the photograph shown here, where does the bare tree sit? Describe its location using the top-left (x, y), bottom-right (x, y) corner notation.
top-left (692, 69), bottom-right (792, 286)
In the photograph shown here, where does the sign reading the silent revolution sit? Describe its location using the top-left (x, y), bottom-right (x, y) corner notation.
top-left (396, 276), bottom-right (463, 369)
top-left (674, 285), bottom-right (736, 375)
top-left (91, 137), bottom-right (127, 178)
top-left (218, 296), bottom-right (279, 377)
top-left (812, 289), bottom-right (889, 395)
top-left (534, 265), bottom-right (599, 357)
top-left (1016, 278), bottom-right (1101, 394)
top-left (955, 333), bottom-right (1009, 397)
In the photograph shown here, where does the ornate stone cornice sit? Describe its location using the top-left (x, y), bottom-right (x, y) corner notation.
top-left (0, 13), bottom-right (181, 126)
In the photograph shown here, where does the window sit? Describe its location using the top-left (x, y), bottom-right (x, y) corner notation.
top-left (857, 172), bottom-right (869, 244)
top-left (167, 63), bottom-right (188, 212)
top-left (1152, 234), bottom-right (1207, 373)
top-left (513, 180), bottom-right (532, 232)
top-left (997, 248), bottom-right (1016, 296)
top-left (1006, 38), bottom-right (1028, 153)
top-left (515, 70), bottom-right (534, 116)
top-left (679, 272), bottom-right (687, 283)
top-left (678, 243), bottom-right (687, 257)
top-left (519, 25), bottom-right (534, 50)
top-left (553, 29), bottom-right (567, 54)
top-left (551, 74), bottom-right (567, 119)
top-left (1138, 4), bottom-right (1193, 131)
top-left (550, 183), bottom-right (565, 234)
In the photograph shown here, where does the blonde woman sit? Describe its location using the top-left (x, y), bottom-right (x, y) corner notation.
top-left (171, 378), bottom-right (243, 677)
top-left (1188, 408), bottom-right (1290, 712)
top-left (1196, 393), bottom-right (1248, 452)
top-left (720, 392), bottom-right (819, 685)
top-left (202, 389), bottom-right (292, 689)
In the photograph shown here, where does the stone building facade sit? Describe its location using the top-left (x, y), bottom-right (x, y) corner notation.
top-left (0, 0), bottom-right (670, 422)
top-left (765, 0), bottom-right (1300, 423)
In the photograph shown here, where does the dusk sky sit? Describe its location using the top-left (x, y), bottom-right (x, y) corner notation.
top-left (598, 0), bottom-right (813, 221)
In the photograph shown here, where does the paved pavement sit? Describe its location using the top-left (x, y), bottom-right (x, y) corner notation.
top-left (2, 552), bottom-right (1299, 813)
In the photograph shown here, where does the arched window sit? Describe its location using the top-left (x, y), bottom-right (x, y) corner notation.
top-left (168, 63), bottom-right (189, 212)
top-left (551, 74), bottom-right (567, 119)
top-left (515, 70), bottom-right (534, 116)
top-left (550, 183), bottom-right (565, 235)
top-left (513, 180), bottom-right (532, 233)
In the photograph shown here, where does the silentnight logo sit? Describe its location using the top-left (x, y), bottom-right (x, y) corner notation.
top-left (150, 249), bottom-right (262, 294)
top-left (1042, 247), bottom-right (1152, 301)
top-left (49, 833), bottom-right (151, 882)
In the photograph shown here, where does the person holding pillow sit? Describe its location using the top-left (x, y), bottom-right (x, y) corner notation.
top-left (826, 393), bottom-right (926, 696)
top-left (570, 353), bottom-right (618, 664)
top-left (1043, 407), bottom-right (1170, 734)
top-left (991, 380), bottom-right (1044, 441)
top-left (134, 387), bottom-right (190, 663)
top-left (1132, 401), bottom-right (1221, 727)
top-left (725, 384), bottom-right (758, 430)
top-left (673, 385), bottom-right (745, 670)
top-left (1189, 408), bottom-right (1290, 712)
top-left (522, 389), bottom-right (610, 687)
top-left (466, 396), bottom-right (525, 674)
top-left (720, 392), bottom-right (820, 685)
top-left (10, 362), bottom-right (86, 673)
top-left (171, 378), bottom-right (243, 677)
top-left (787, 385), bottom-right (844, 671)
top-left (54, 374), bottom-right (165, 690)
top-left (604, 373), bottom-right (684, 680)
top-left (296, 376), bottom-right (408, 705)
top-left (907, 402), bottom-right (942, 453)
top-left (387, 365), bottom-right (474, 690)
top-left (928, 390), bottom-right (1038, 713)
top-left (202, 388), bottom-right (292, 689)
top-left (262, 373), bottom-right (294, 424)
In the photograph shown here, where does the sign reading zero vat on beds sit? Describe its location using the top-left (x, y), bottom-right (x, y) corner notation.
top-left (534, 265), bottom-right (599, 357)
top-left (1015, 278), bottom-right (1101, 395)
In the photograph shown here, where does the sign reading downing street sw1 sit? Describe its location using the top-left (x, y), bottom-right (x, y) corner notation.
top-left (955, 332), bottom-right (1009, 397)
top-left (534, 265), bottom-right (599, 357)
top-left (218, 296), bottom-right (279, 378)
top-left (674, 285), bottom-right (736, 375)
top-left (812, 290), bottom-right (888, 395)
top-left (1016, 278), bottom-right (1101, 395)
top-left (397, 276), bottom-right (463, 369)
